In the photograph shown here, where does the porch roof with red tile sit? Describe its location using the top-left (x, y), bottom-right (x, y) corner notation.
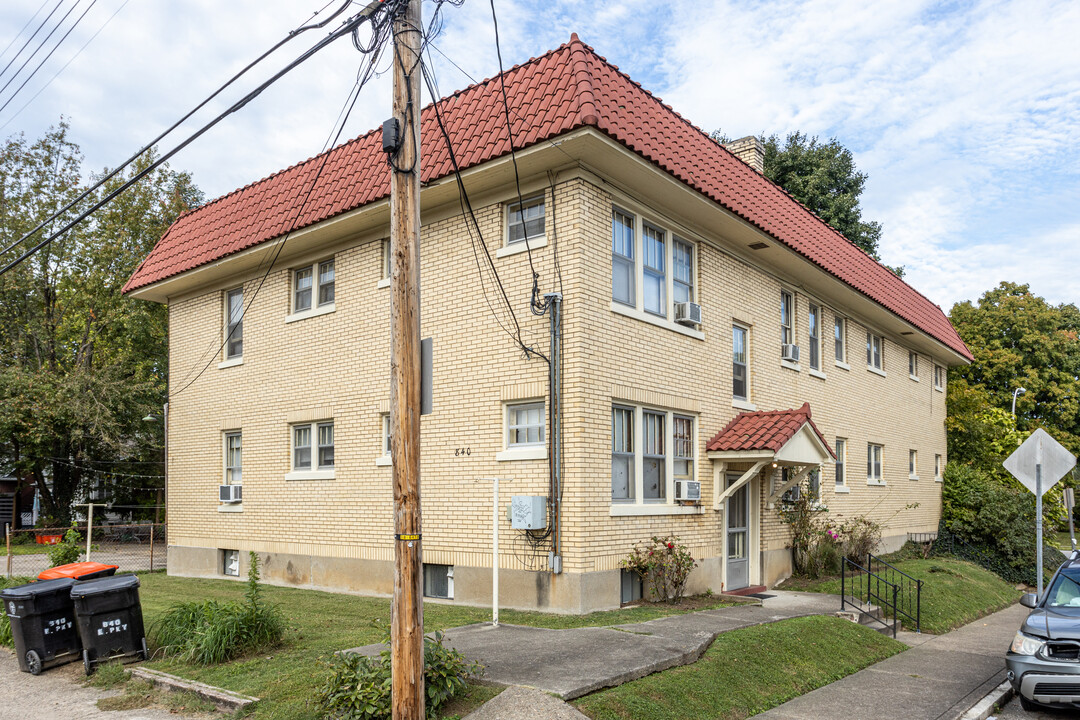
top-left (706, 402), bottom-right (835, 459)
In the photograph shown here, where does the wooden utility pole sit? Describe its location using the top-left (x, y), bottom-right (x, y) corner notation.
top-left (389, 0), bottom-right (424, 718)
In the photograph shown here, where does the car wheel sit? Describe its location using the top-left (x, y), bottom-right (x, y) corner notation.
top-left (1019, 694), bottom-right (1038, 712)
top-left (25, 650), bottom-right (42, 675)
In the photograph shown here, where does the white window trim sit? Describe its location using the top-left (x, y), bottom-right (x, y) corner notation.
top-left (867, 443), bottom-right (885, 486)
top-left (291, 259), bottom-right (336, 316)
top-left (909, 449), bottom-right (919, 480)
top-left (217, 357), bottom-right (244, 370)
top-left (834, 315), bottom-right (847, 365)
top-left (732, 399), bottom-right (757, 412)
top-left (781, 359), bottom-right (801, 372)
top-left (504, 194), bottom-right (546, 248)
top-left (808, 368), bottom-right (827, 380)
top-left (935, 454), bottom-right (944, 482)
top-left (610, 403), bottom-right (697, 509)
top-left (909, 352), bottom-right (920, 381)
top-left (866, 332), bottom-right (885, 373)
top-left (223, 431), bottom-right (242, 486)
top-left (288, 421), bottom-right (335, 479)
top-left (285, 469), bottom-right (336, 481)
top-left (286, 303), bottom-right (336, 324)
top-left (217, 504), bottom-right (244, 513)
top-left (732, 322), bottom-right (751, 404)
top-left (808, 303), bottom-right (821, 371)
top-left (609, 205), bottom-right (701, 338)
top-left (224, 287), bottom-right (244, 361)
top-left (868, 365), bottom-right (887, 378)
top-left (934, 365), bottom-right (946, 392)
top-left (780, 289), bottom-right (794, 347)
top-left (376, 413), bottom-right (392, 466)
top-left (835, 438), bottom-right (848, 489)
top-left (497, 401), bottom-right (548, 462)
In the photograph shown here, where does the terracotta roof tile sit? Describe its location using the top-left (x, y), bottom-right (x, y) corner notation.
top-left (122, 34), bottom-right (970, 362)
top-left (706, 402), bottom-right (835, 458)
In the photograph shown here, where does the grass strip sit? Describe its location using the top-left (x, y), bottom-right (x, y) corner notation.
top-left (573, 616), bottom-right (904, 720)
top-left (137, 573), bottom-right (730, 719)
top-left (781, 555), bottom-right (1020, 634)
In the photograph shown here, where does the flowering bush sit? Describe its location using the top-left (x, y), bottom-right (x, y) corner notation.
top-left (621, 535), bottom-right (698, 603)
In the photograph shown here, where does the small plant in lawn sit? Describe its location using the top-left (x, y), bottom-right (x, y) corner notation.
top-left (316, 626), bottom-right (482, 720)
top-left (621, 535), bottom-right (697, 603)
top-left (838, 515), bottom-right (882, 561)
top-left (151, 551), bottom-right (285, 664)
top-left (47, 525), bottom-right (82, 567)
top-left (0, 609), bottom-right (11, 648)
top-left (87, 661), bottom-right (130, 689)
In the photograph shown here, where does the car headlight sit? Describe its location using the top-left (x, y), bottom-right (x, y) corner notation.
top-left (1011, 631), bottom-right (1046, 656)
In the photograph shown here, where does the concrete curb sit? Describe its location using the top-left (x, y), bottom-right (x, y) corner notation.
top-left (130, 667), bottom-right (259, 712)
top-left (960, 680), bottom-right (1013, 720)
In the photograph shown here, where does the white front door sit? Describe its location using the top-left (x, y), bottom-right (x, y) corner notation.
top-left (726, 472), bottom-right (750, 590)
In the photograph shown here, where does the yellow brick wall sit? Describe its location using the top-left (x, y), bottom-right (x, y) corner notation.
top-left (165, 172), bottom-right (947, 597)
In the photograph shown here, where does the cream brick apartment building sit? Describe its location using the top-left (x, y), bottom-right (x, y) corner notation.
top-left (123, 36), bottom-right (971, 612)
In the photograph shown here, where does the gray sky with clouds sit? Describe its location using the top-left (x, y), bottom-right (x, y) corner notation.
top-left (1, 0), bottom-right (1077, 311)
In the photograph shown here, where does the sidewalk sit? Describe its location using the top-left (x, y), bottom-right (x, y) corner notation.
top-left (751, 602), bottom-right (1026, 720)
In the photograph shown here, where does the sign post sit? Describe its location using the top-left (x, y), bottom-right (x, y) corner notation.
top-left (1004, 428), bottom-right (1077, 597)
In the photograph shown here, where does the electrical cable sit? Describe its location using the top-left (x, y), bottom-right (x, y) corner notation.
top-left (0, 0), bottom-right (131, 131)
top-left (0, 0), bottom-right (101, 117)
top-left (0, 0), bottom-right (65, 85)
top-left (0, 0), bottom-right (358, 263)
top-left (0, 0), bottom-right (89, 105)
top-left (0, 3), bottom-right (392, 277)
top-left (0, 0), bottom-right (54, 66)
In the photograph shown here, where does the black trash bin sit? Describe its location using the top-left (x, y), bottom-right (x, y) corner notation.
top-left (70, 574), bottom-right (148, 674)
top-left (1, 577), bottom-right (82, 675)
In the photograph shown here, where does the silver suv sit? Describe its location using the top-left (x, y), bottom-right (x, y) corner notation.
top-left (1007, 552), bottom-right (1080, 711)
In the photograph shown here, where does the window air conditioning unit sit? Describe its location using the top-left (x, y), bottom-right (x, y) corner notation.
top-left (781, 344), bottom-right (801, 362)
top-left (675, 480), bottom-right (701, 502)
top-left (219, 484), bottom-right (242, 504)
top-left (674, 302), bottom-right (702, 326)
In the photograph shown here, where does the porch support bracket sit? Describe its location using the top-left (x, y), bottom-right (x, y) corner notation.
top-left (714, 460), bottom-right (768, 511)
top-left (767, 464), bottom-right (811, 509)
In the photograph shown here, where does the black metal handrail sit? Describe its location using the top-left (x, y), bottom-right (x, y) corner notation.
top-left (867, 553), bottom-right (921, 634)
top-left (841, 555), bottom-right (900, 637)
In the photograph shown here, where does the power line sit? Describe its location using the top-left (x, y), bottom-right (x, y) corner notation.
top-left (0, 0), bottom-right (359, 264)
top-left (0, 0), bottom-right (65, 85)
top-left (0, 0), bottom-right (54, 67)
top-left (0, 0), bottom-right (89, 106)
top-left (0, 2), bottom-right (391, 277)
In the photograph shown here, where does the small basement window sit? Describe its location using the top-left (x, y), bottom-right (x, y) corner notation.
top-left (621, 568), bottom-right (643, 604)
top-left (423, 563), bottom-right (454, 599)
top-left (222, 549), bottom-right (240, 577)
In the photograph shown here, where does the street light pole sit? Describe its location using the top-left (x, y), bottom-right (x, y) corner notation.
top-left (1012, 387), bottom-right (1027, 417)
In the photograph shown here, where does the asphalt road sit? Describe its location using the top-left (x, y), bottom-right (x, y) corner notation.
top-left (992, 695), bottom-right (1075, 719)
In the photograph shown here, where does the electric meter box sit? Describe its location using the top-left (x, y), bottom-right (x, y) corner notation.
top-left (510, 496), bottom-right (547, 530)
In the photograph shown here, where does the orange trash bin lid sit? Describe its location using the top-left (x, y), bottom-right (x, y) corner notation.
top-left (37, 562), bottom-right (119, 581)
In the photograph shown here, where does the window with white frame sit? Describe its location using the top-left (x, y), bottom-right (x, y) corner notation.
top-left (867, 332), bottom-right (883, 371)
top-left (780, 290), bottom-right (793, 346)
top-left (673, 415), bottom-right (694, 481)
top-left (381, 239), bottom-right (391, 280)
top-left (808, 304), bottom-right (820, 370)
top-left (835, 438), bottom-right (847, 486)
top-left (642, 223), bottom-right (666, 316)
top-left (935, 454), bottom-right (943, 480)
top-left (867, 443), bottom-right (884, 484)
top-left (673, 238), bottom-right (694, 304)
top-left (423, 563), bottom-right (453, 599)
top-left (909, 449), bottom-right (918, 478)
top-left (611, 406), bottom-right (635, 501)
top-left (293, 421), bottom-right (334, 471)
top-left (222, 549), bottom-right (240, 577)
top-left (611, 405), bottom-right (695, 506)
top-left (224, 432), bottom-right (242, 485)
top-left (293, 259), bottom-right (335, 313)
top-left (909, 352), bottom-right (919, 380)
top-left (733, 324), bottom-right (749, 401)
top-left (507, 402), bottom-right (544, 448)
top-left (835, 316), bottom-right (846, 363)
top-left (381, 413), bottom-right (391, 457)
top-left (225, 287), bottom-right (243, 359)
top-left (506, 195), bottom-right (545, 245)
top-left (612, 209), bottom-right (635, 306)
top-left (934, 364), bottom-right (945, 390)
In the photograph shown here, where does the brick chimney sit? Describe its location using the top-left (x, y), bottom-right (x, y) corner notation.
top-left (722, 136), bottom-right (765, 174)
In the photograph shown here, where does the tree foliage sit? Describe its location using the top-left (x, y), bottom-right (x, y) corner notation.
top-left (949, 282), bottom-right (1080, 458)
top-left (0, 122), bottom-right (202, 523)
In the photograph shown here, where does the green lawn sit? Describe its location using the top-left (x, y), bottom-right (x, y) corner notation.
top-left (1052, 531), bottom-right (1077, 552)
top-left (6, 544), bottom-right (51, 555)
top-left (780, 555), bottom-right (1020, 634)
top-left (135, 573), bottom-right (733, 719)
top-left (573, 616), bottom-right (904, 720)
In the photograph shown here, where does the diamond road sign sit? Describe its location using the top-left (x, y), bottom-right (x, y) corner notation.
top-left (1003, 428), bottom-right (1077, 496)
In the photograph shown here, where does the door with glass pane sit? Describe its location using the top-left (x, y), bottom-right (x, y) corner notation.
top-left (726, 473), bottom-right (750, 590)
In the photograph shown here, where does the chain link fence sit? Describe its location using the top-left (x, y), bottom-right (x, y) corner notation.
top-left (4, 523), bottom-right (167, 579)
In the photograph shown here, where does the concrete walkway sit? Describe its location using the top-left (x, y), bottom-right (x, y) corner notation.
top-left (752, 603), bottom-right (1027, 720)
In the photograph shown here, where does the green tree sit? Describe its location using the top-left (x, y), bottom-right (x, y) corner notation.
top-left (0, 122), bottom-right (202, 523)
top-left (949, 282), bottom-right (1080, 457)
top-left (712, 130), bottom-right (889, 266)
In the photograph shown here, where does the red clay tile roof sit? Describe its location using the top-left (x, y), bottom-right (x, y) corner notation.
top-left (706, 402), bottom-right (835, 458)
top-left (122, 34), bottom-right (971, 362)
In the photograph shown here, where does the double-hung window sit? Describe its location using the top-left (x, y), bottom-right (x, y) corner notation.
top-left (909, 449), bottom-right (918, 479)
top-left (867, 332), bottom-right (883, 371)
top-left (835, 438), bottom-right (847, 487)
top-left (382, 414), bottom-right (392, 457)
top-left (673, 415), bottom-right (694, 481)
top-left (673, 239), bottom-right (694, 304)
top-left (935, 454), bottom-right (943, 480)
top-left (224, 432), bottom-right (242, 485)
top-left (381, 239), bottom-right (391, 281)
top-left (835, 317), bottom-right (846, 364)
top-left (225, 287), bottom-right (243, 359)
top-left (867, 443), bottom-right (884, 484)
top-left (611, 210), bottom-right (635, 306)
top-left (507, 195), bottom-right (545, 245)
top-left (733, 325), bottom-right (749, 401)
top-left (642, 224), bottom-right (666, 316)
top-left (808, 304), bottom-right (820, 370)
top-left (642, 410), bottom-right (666, 500)
top-left (934, 365), bottom-right (945, 390)
top-left (507, 402), bottom-right (544, 448)
top-left (780, 291), bottom-right (793, 346)
top-left (611, 406), bottom-right (635, 501)
top-left (293, 259), bottom-right (335, 313)
top-left (909, 352), bottom-right (919, 380)
top-left (292, 421), bottom-right (335, 475)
